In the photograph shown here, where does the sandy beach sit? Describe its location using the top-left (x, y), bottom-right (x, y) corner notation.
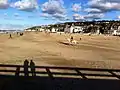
top-left (0, 32), bottom-right (120, 69)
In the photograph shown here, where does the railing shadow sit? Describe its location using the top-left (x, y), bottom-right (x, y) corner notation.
top-left (0, 64), bottom-right (119, 90)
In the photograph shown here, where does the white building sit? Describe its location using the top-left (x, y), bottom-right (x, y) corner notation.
top-left (64, 24), bottom-right (84, 33)
top-left (47, 29), bottom-right (50, 32)
top-left (64, 24), bottom-right (70, 33)
top-left (74, 26), bottom-right (83, 33)
top-left (25, 29), bottom-right (32, 31)
top-left (96, 29), bottom-right (100, 34)
top-left (38, 28), bottom-right (44, 32)
top-left (112, 30), bottom-right (120, 36)
top-left (113, 30), bottom-right (117, 35)
top-left (111, 26), bottom-right (120, 36)
top-left (69, 25), bottom-right (83, 33)
top-left (25, 29), bottom-right (36, 32)
top-left (51, 28), bottom-right (56, 33)
top-left (118, 26), bottom-right (120, 30)
top-left (70, 25), bottom-right (74, 33)
top-left (31, 29), bottom-right (36, 31)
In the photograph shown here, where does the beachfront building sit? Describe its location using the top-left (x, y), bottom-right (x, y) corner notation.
top-left (64, 24), bottom-right (83, 33)
top-left (112, 26), bottom-right (120, 36)
top-left (24, 29), bottom-right (32, 31)
top-left (96, 29), bottom-right (100, 34)
top-left (24, 20), bottom-right (120, 35)
top-left (25, 29), bottom-right (36, 32)
top-left (46, 29), bottom-right (50, 32)
top-left (51, 27), bottom-right (56, 33)
top-left (38, 28), bottom-right (44, 32)
top-left (74, 26), bottom-right (83, 33)
top-left (31, 29), bottom-right (36, 31)
top-left (64, 24), bottom-right (70, 33)
top-left (92, 25), bottom-right (100, 34)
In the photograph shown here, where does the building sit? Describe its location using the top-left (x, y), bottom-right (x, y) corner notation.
top-left (51, 27), bottom-right (56, 33)
top-left (64, 23), bottom-right (83, 33)
top-left (64, 24), bottom-right (70, 33)
top-left (73, 26), bottom-right (83, 33)
top-left (112, 26), bottom-right (120, 36)
top-left (25, 29), bottom-right (36, 32)
top-left (24, 20), bottom-right (120, 35)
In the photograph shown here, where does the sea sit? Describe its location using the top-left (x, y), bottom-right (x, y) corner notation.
top-left (0, 30), bottom-right (23, 33)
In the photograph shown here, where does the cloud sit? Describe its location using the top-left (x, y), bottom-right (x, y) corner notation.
top-left (84, 8), bottom-right (102, 13)
top-left (72, 3), bottom-right (81, 12)
top-left (40, 13), bottom-right (50, 18)
top-left (52, 13), bottom-right (67, 20)
top-left (73, 14), bottom-right (84, 21)
top-left (88, 0), bottom-right (120, 13)
top-left (41, 0), bottom-right (67, 20)
top-left (0, 0), bottom-right (9, 9)
top-left (75, 0), bottom-right (118, 21)
top-left (11, 0), bottom-right (38, 12)
top-left (73, 13), bottom-right (104, 21)
top-left (4, 13), bottom-right (7, 16)
top-left (41, 0), bottom-right (65, 14)
top-left (84, 13), bottom-right (104, 19)
top-left (117, 15), bottom-right (120, 19)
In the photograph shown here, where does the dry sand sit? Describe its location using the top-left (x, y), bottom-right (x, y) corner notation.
top-left (0, 32), bottom-right (120, 69)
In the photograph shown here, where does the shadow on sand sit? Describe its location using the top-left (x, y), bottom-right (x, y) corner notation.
top-left (58, 41), bottom-right (74, 46)
top-left (0, 63), bottom-right (119, 90)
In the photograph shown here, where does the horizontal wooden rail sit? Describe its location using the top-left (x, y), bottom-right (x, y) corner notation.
top-left (0, 64), bottom-right (120, 72)
top-left (0, 64), bottom-right (119, 79)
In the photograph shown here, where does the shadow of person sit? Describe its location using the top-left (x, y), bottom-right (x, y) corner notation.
top-left (24, 59), bottom-right (29, 76)
top-left (30, 60), bottom-right (36, 76)
top-left (15, 66), bottom-right (20, 76)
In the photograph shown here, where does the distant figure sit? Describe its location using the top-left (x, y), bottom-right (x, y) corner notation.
top-left (46, 31), bottom-right (50, 35)
top-left (24, 59), bottom-right (29, 76)
top-left (70, 36), bottom-right (73, 43)
top-left (9, 34), bottom-right (12, 38)
top-left (30, 60), bottom-right (36, 76)
top-left (20, 33), bottom-right (23, 36)
top-left (17, 32), bottom-right (19, 35)
top-left (80, 38), bottom-right (82, 40)
top-left (89, 33), bottom-right (91, 36)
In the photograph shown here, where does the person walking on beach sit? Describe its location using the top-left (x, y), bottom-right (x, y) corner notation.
top-left (70, 36), bottom-right (73, 43)
top-left (9, 34), bottom-right (12, 38)
top-left (17, 32), bottom-right (19, 35)
top-left (30, 60), bottom-right (36, 76)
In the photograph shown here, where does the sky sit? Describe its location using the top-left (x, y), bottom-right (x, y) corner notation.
top-left (0, 0), bottom-right (120, 30)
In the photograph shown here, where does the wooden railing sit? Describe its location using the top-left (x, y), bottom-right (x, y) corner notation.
top-left (0, 64), bottom-right (120, 79)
